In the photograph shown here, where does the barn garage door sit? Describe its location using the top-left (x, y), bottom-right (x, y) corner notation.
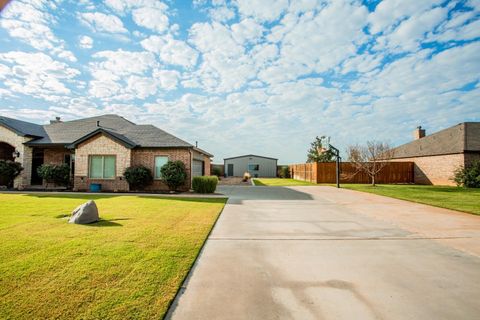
top-left (192, 160), bottom-right (204, 177)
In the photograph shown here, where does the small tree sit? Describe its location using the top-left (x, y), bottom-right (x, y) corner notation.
top-left (278, 166), bottom-right (291, 178)
top-left (37, 164), bottom-right (71, 187)
top-left (307, 136), bottom-right (335, 163)
top-left (0, 160), bottom-right (23, 188)
top-left (124, 166), bottom-right (153, 191)
top-left (453, 161), bottom-right (480, 188)
top-left (160, 160), bottom-right (187, 192)
top-left (346, 141), bottom-right (394, 186)
top-left (212, 166), bottom-right (222, 178)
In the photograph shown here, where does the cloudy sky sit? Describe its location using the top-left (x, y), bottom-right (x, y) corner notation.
top-left (0, 0), bottom-right (479, 163)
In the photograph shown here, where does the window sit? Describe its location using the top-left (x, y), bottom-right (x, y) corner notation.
top-left (154, 156), bottom-right (168, 179)
top-left (248, 164), bottom-right (259, 171)
top-left (89, 155), bottom-right (116, 179)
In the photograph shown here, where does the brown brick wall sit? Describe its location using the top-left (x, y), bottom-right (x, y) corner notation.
top-left (204, 157), bottom-right (211, 176)
top-left (73, 134), bottom-right (131, 192)
top-left (393, 153), bottom-right (465, 185)
top-left (131, 148), bottom-right (192, 191)
top-left (44, 148), bottom-right (70, 165)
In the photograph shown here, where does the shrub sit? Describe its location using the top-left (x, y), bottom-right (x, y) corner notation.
top-left (212, 167), bottom-right (222, 177)
top-left (0, 160), bottom-right (23, 187)
top-left (37, 164), bottom-right (71, 187)
top-left (124, 166), bottom-right (153, 191)
top-left (160, 160), bottom-right (187, 192)
top-left (242, 172), bottom-right (251, 182)
top-left (453, 161), bottom-right (480, 188)
top-left (192, 176), bottom-right (218, 193)
top-left (278, 166), bottom-right (290, 178)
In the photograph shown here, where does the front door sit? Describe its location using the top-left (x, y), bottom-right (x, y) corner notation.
top-left (31, 149), bottom-right (44, 185)
top-left (227, 164), bottom-right (234, 176)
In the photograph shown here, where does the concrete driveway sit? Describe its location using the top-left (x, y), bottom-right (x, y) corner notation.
top-left (167, 186), bottom-right (480, 320)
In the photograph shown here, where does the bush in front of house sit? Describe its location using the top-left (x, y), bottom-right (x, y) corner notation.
top-left (124, 165), bottom-right (153, 191)
top-left (212, 167), bottom-right (222, 178)
top-left (37, 164), bottom-right (71, 187)
top-left (161, 160), bottom-right (187, 192)
top-left (192, 176), bottom-right (218, 193)
top-left (0, 160), bottom-right (23, 188)
top-left (453, 160), bottom-right (480, 188)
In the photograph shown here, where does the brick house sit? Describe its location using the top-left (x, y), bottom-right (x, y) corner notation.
top-left (0, 114), bottom-right (212, 191)
top-left (390, 122), bottom-right (480, 185)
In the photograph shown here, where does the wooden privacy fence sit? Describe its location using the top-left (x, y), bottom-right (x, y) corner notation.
top-left (289, 162), bottom-right (414, 184)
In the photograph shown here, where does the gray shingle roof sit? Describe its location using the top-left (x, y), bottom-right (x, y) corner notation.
top-left (5, 114), bottom-right (194, 149)
top-left (391, 122), bottom-right (480, 158)
top-left (0, 116), bottom-right (46, 137)
top-left (224, 154), bottom-right (278, 161)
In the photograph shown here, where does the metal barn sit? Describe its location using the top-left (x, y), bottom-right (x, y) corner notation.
top-left (224, 154), bottom-right (278, 178)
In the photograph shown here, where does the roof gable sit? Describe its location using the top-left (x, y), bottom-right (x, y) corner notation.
top-left (67, 128), bottom-right (137, 149)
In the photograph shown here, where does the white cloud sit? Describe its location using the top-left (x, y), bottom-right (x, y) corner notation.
top-left (374, 6), bottom-right (448, 52)
top-left (368, 0), bottom-right (443, 34)
top-left (0, 0), bottom-right (76, 62)
top-left (78, 12), bottom-right (127, 33)
top-left (88, 50), bottom-right (158, 100)
top-left (126, 75), bottom-right (160, 98)
top-left (79, 35), bottom-right (94, 49)
top-left (141, 35), bottom-right (198, 68)
top-left (231, 18), bottom-right (264, 44)
top-left (91, 50), bottom-right (157, 77)
top-left (235, 0), bottom-right (288, 23)
top-left (132, 6), bottom-right (169, 33)
top-left (209, 5), bottom-right (236, 22)
top-left (153, 69), bottom-right (180, 90)
top-left (0, 52), bottom-right (80, 101)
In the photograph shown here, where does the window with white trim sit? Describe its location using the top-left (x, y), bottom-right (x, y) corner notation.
top-left (89, 155), bottom-right (116, 179)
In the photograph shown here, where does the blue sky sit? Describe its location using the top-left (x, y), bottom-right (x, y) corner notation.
top-left (0, 0), bottom-right (479, 163)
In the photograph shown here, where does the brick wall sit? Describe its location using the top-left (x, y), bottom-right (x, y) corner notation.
top-left (0, 125), bottom-right (33, 189)
top-left (393, 153), bottom-right (465, 185)
top-left (131, 148), bottom-right (192, 191)
top-left (204, 157), bottom-right (211, 176)
top-left (73, 134), bottom-right (131, 192)
top-left (44, 148), bottom-right (70, 165)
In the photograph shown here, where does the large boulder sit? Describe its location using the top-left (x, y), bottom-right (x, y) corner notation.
top-left (69, 200), bottom-right (99, 224)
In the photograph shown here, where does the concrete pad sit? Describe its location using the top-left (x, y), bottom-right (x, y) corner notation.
top-left (167, 186), bottom-right (480, 320)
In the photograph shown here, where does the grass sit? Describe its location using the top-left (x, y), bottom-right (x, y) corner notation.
top-left (253, 178), bottom-right (317, 186)
top-left (0, 193), bottom-right (226, 319)
top-left (341, 184), bottom-right (480, 215)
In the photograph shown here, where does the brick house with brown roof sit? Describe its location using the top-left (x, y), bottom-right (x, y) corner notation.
top-left (390, 122), bottom-right (480, 185)
top-left (0, 114), bottom-right (212, 191)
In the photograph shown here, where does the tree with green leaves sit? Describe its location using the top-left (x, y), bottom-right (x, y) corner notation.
top-left (160, 160), bottom-right (187, 192)
top-left (307, 136), bottom-right (335, 163)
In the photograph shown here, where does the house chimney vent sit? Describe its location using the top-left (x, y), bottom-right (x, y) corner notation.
top-left (413, 126), bottom-right (426, 140)
top-left (96, 120), bottom-right (100, 127)
top-left (50, 116), bottom-right (62, 124)
top-left (195, 141), bottom-right (198, 148)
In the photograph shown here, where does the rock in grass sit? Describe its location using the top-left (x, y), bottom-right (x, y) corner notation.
top-left (69, 200), bottom-right (99, 224)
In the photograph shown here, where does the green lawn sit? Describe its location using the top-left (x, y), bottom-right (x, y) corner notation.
top-left (253, 178), bottom-right (317, 186)
top-left (341, 184), bottom-right (480, 215)
top-left (0, 194), bottom-right (226, 319)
